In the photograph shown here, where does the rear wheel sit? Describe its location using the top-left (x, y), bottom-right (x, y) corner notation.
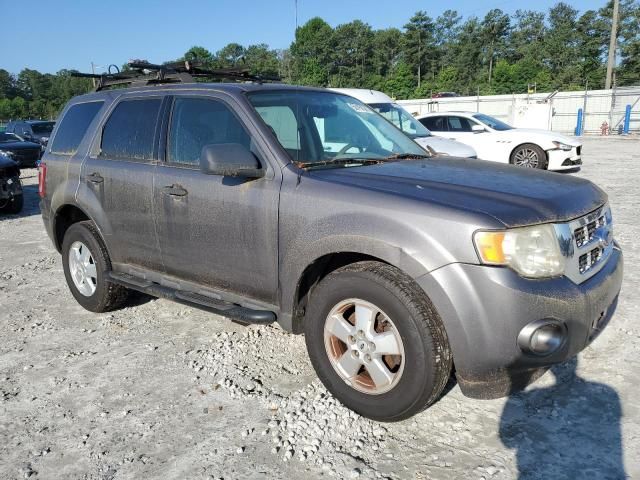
top-left (304, 261), bottom-right (452, 421)
top-left (510, 143), bottom-right (548, 169)
top-left (62, 221), bottom-right (130, 312)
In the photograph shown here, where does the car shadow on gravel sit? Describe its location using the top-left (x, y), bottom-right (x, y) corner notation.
top-left (499, 357), bottom-right (624, 479)
top-left (0, 184), bottom-right (40, 221)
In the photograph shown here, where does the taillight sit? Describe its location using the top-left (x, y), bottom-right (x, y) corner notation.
top-left (38, 163), bottom-right (47, 198)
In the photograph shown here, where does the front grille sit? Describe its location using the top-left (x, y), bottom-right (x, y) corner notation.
top-left (576, 146), bottom-right (582, 156)
top-left (579, 247), bottom-right (603, 274)
top-left (558, 204), bottom-right (613, 284)
top-left (574, 214), bottom-right (605, 247)
top-left (12, 148), bottom-right (41, 166)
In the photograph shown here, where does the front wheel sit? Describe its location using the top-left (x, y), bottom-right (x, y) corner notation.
top-left (304, 261), bottom-right (452, 422)
top-left (510, 143), bottom-right (548, 169)
top-left (0, 193), bottom-right (23, 214)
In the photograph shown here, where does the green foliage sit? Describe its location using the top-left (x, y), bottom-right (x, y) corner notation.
top-left (1, 1), bottom-right (639, 121)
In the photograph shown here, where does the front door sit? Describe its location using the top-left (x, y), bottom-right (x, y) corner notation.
top-left (153, 94), bottom-right (280, 304)
top-left (81, 96), bottom-right (164, 271)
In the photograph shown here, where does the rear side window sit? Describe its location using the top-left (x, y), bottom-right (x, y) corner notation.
top-left (50, 102), bottom-right (104, 155)
top-left (101, 98), bottom-right (162, 160)
top-left (167, 97), bottom-right (251, 166)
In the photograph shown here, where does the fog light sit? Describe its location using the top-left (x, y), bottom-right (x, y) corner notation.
top-left (518, 319), bottom-right (567, 356)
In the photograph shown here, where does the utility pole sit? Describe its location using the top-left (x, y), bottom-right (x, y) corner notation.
top-left (294, 0), bottom-right (298, 33)
top-left (91, 62), bottom-right (96, 88)
top-left (605, 0), bottom-right (620, 90)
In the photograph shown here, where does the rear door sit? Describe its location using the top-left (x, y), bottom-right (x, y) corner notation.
top-left (153, 93), bottom-right (280, 304)
top-left (80, 94), bottom-right (164, 271)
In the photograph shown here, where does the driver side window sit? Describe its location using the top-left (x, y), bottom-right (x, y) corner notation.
top-left (447, 116), bottom-right (473, 132)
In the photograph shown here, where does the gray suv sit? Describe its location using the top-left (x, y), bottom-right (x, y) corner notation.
top-left (39, 82), bottom-right (623, 421)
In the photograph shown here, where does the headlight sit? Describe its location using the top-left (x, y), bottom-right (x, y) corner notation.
top-left (0, 149), bottom-right (14, 157)
top-left (552, 141), bottom-right (573, 151)
top-left (474, 224), bottom-right (565, 278)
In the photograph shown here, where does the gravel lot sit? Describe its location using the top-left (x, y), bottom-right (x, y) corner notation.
top-left (1, 136), bottom-right (638, 480)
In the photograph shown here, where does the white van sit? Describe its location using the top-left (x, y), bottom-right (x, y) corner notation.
top-left (331, 89), bottom-right (477, 158)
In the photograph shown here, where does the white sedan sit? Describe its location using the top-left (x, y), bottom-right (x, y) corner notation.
top-left (417, 112), bottom-right (582, 171)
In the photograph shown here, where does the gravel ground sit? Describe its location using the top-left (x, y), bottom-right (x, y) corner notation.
top-left (1, 136), bottom-right (639, 480)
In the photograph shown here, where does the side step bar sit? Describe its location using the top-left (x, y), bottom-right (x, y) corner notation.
top-left (106, 272), bottom-right (276, 325)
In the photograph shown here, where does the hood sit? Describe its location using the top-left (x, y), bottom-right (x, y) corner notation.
top-left (505, 129), bottom-right (581, 147)
top-left (414, 136), bottom-right (477, 158)
top-left (0, 140), bottom-right (42, 150)
top-left (308, 157), bottom-right (606, 228)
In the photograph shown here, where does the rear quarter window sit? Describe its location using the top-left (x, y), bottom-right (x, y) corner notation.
top-left (50, 101), bottom-right (104, 155)
top-left (100, 98), bottom-right (162, 160)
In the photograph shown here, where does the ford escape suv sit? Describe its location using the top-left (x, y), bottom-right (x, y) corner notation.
top-left (39, 75), bottom-right (623, 421)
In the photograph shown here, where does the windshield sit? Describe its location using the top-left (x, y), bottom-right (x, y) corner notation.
top-left (30, 122), bottom-right (55, 135)
top-left (369, 103), bottom-right (431, 138)
top-left (0, 132), bottom-right (22, 143)
top-left (247, 91), bottom-right (427, 167)
top-left (472, 113), bottom-right (513, 131)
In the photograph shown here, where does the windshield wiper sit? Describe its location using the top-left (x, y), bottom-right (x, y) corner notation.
top-left (294, 157), bottom-right (386, 169)
top-left (382, 153), bottom-right (431, 161)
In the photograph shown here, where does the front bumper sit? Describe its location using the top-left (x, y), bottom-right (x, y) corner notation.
top-left (416, 244), bottom-right (623, 399)
top-left (547, 146), bottom-right (582, 171)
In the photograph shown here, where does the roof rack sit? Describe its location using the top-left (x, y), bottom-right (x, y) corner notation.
top-left (71, 60), bottom-right (281, 91)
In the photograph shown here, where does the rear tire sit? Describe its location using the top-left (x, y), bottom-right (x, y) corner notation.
top-left (0, 193), bottom-right (23, 214)
top-left (510, 143), bottom-right (548, 169)
top-left (304, 261), bottom-right (452, 422)
top-left (61, 221), bottom-right (130, 312)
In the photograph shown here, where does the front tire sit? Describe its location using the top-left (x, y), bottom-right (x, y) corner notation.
top-left (510, 143), bottom-right (548, 169)
top-left (0, 193), bottom-right (23, 214)
top-left (61, 221), bottom-right (129, 312)
top-left (304, 261), bottom-right (452, 422)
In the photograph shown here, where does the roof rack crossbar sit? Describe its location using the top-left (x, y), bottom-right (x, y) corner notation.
top-left (71, 60), bottom-right (281, 91)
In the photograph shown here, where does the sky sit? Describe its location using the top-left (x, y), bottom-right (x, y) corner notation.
top-left (1, 0), bottom-right (607, 75)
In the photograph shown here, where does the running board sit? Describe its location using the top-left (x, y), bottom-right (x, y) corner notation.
top-left (106, 272), bottom-right (276, 325)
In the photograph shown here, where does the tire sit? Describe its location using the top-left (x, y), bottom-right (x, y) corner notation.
top-left (510, 143), bottom-right (548, 169)
top-left (303, 261), bottom-right (452, 422)
top-left (0, 193), bottom-right (23, 214)
top-left (61, 221), bottom-right (130, 312)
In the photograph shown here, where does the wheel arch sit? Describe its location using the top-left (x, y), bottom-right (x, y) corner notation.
top-left (53, 204), bottom-right (100, 253)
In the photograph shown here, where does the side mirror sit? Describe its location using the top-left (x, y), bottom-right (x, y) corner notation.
top-left (471, 124), bottom-right (486, 133)
top-left (199, 143), bottom-right (264, 178)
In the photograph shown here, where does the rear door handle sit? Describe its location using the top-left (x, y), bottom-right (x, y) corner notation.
top-left (161, 184), bottom-right (188, 197)
top-left (86, 172), bottom-right (104, 184)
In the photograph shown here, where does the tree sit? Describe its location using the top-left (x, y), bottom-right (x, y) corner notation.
top-left (290, 17), bottom-right (334, 85)
top-left (544, 3), bottom-right (580, 88)
top-left (403, 11), bottom-right (436, 87)
top-left (481, 9), bottom-right (511, 85)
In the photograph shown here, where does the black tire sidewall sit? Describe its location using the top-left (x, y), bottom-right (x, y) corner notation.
top-left (61, 222), bottom-right (111, 312)
top-left (0, 194), bottom-right (23, 214)
top-left (304, 268), bottom-right (440, 421)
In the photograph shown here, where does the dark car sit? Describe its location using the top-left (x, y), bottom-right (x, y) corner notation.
top-left (0, 152), bottom-right (23, 214)
top-left (39, 74), bottom-right (622, 421)
top-left (432, 92), bottom-right (459, 98)
top-left (0, 132), bottom-right (43, 167)
top-left (5, 120), bottom-right (55, 145)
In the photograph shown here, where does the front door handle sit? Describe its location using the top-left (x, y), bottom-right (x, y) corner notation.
top-left (161, 184), bottom-right (188, 197)
top-left (86, 172), bottom-right (104, 184)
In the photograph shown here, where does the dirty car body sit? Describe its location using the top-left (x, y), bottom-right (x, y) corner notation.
top-left (39, 83), bottom-right (623, 419)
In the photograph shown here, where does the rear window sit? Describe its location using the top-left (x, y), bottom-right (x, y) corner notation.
top-left (100, 98), bottom-right (162, 160)
top-left (50, 102), bottom-right (104, 155)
